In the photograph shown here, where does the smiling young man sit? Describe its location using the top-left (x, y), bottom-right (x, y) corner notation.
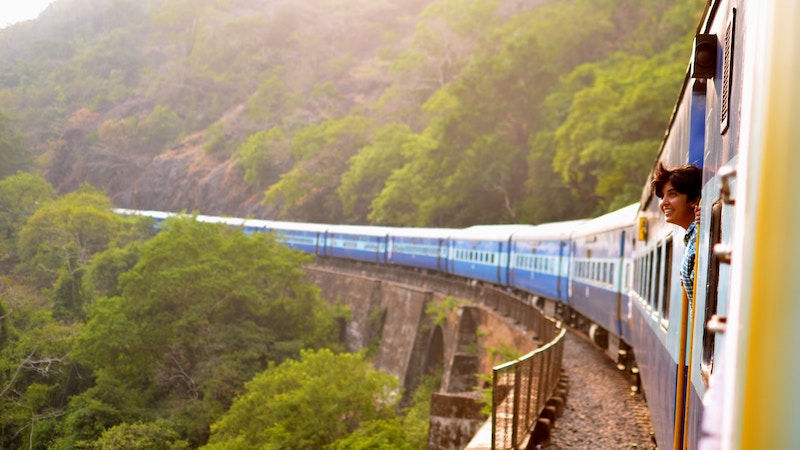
top-left (651, 162), bottom-right (702, 303)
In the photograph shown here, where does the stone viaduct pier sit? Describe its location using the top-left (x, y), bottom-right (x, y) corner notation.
top-left (306, 258), bottom-right (560, 449)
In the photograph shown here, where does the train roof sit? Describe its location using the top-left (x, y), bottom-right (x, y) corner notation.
top-left (253, 220), bottom-right (330, 233)
top-left (325, 223), bottom-right (395, 237)
top-left (510, 219), bottom-right (588, 242)
top-left (388, 227), bottom-right (454, 239)
top-left (449, 224), bottom-right (536, 241)
top-left (571, 203), bottom-right (640, 237)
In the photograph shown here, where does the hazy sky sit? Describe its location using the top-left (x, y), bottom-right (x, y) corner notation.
top-left (0, 0), bottom-right (57, 29)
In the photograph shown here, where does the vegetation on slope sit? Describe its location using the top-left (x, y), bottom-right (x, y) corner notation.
top-left (1, 0), bottom-right (705, 225)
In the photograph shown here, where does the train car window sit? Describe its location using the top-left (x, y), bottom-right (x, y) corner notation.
top-left (645, 252), bottom-right (653, 309)
top-left (644, 254), bottom-right (649, 304)
top-left (702, 200), bottom-right (723, 369)
top-left (648, 249), bottom-right (660, 311)
top-left (624, 261), bottom-right (632, 293)
top-left (654, 243), bottom-right (663, 315)
top-left (661, 237), bottom-right (673, 328)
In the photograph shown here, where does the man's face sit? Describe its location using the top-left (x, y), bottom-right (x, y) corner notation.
top-left (659, 181), bottom-right (695, 229)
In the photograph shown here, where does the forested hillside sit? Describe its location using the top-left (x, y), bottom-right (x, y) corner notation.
top-left (1, 0), bottom-right (705, 226)
top-left (0, 1), bottom-right (710, 448)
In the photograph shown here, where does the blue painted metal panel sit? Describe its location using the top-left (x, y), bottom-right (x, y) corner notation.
top-left (388, 237), bottom-right (445, 271)
top-left (448, 238), bottom-right (506, 285)
top-left (630, 300), bottom-right (677, 448)
top-left (327, 232), bottom-right (388, 263)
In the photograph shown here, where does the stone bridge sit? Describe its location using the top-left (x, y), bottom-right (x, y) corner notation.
top-left (307, 259), bottom-right (549, 449)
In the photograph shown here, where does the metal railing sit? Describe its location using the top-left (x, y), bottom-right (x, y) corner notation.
top-left (491, 322), bottom-right (566, 449)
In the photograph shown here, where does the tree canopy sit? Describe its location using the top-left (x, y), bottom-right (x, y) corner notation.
top-left (204, 348), bottom-right (402, 450)
top-left (60, 217), bottom-right (342, 447)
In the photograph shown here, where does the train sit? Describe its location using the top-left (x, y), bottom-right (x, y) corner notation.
top-left (116, 0), bottom-right (800, 448)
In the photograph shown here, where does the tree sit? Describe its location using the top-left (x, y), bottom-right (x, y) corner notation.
top-left (93, 421), bottom-right (189, 450)
top-left (263, 115), bottom-right (375, 222)
top-left (551, 47), bottom-right (688, 212)
top-left (203, 349), bottom-right (400, 450)
top-left (236, 126), bottom-right (291, 189)
top-left (0, 112), bottom-right (32, 178)
top-left (0, 280), bottom-right (84, 450)
top-left (69, 217), bottom-right (343, 447)
top-left (337, 123), bottom-right (415, 223)
top-left (17, 185), bottom-right (122, 294)
top-left (0, 172), bottom-right (56, 268)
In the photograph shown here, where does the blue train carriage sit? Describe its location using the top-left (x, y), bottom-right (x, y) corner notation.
top-left (239, 218), bottom-right (270, 235)
top-left (447, 224), bottom-right (535, 286)
top-left (260, 220), bottom-right (330, 255)
top-left (630, 2), bottom-right (748, 447)
top-left (386, 227), bottom-right (451, 272)
top-left (323, 224), bottom-right (394, 263)
top-left (568, 204), bottom-right (638, 356)
top-left (508, 219), bottom-right (587, 313)
top-left (629, 77), bottom-right (704, 450)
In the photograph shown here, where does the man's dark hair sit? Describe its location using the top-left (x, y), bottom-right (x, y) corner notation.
top-left (651, 162), bottom-right (702, 201)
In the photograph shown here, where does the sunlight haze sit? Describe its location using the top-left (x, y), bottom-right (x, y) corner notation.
top-left (0, 0), bottom-right (57, 28)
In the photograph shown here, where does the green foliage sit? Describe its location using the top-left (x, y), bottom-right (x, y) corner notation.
top-left (0, 172), bottom-right (56, 268)
top-left (84, 243), bottom-right (141, 301)
top-left (17, 185), bottom-right (122, 290)
top-left (0, 112), bottom-right (32, 178)
top-left (2, 0), bottom-right (707, 227)
top-left (425, 296), bottom-right (470, 326)
top-left (550, 46), bottom-right (688, 212)
top-left (236, 127), bottom-right (290, 188)
top-left (204, 348), bottom-right (400, 450)
top-left (400, 374), bottom-right (440, 449)
top-left (0, 280), bottom-right (85, 450)
top-left (326, 420), bottom-right (416, 450)
top-left (338, 123), bottom-right (415, 222)
top-left (71, 217), bottom-right (341, 446)
top-left (487, 342), bottom-right (524, 365)
top-left (94, 421), bottom-right (190, 450)
top-left (263, 115), bottom-right (375, 222)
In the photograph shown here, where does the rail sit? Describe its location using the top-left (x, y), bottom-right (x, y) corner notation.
top-left (491, 323), bottom-right (566, 449)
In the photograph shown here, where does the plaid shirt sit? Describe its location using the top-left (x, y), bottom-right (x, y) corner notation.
top-left (681, 221), bottom-right (698, 303)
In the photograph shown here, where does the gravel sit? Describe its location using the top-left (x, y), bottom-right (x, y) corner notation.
top-left (547, 331), bottom-right (656, 450)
